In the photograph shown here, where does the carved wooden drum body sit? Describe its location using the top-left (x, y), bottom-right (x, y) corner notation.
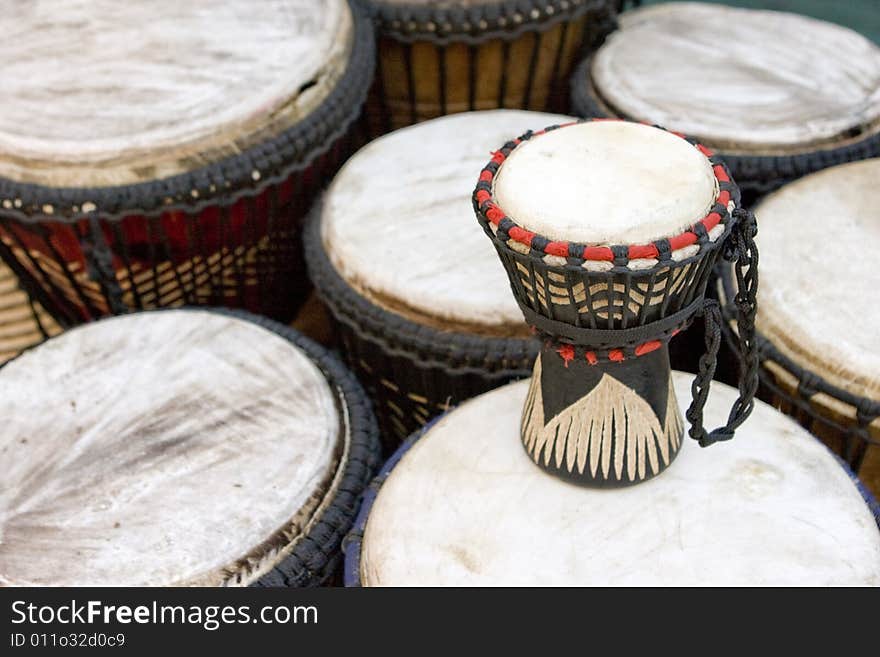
top-left (571, 2), bottom-right (880, 200)
top-left (0, 310), bottom-right (379, 586)
top-left (362, 0), bottom-right (617, 134)
top-left (346, 375), bottom-right (880, 586)
top-left (0, 0), bottom-right (374, 327)
top-left (721, 158), bottom-right (880, 497)
top-left (307, 110), bottom-right (575, 447)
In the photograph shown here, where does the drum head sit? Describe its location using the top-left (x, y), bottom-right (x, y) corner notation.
top-left (358, 373), bottom-right (880, 585)
top-left (0, 0), bottom-right (353, 187)
top-left (491, 121), bottom-right (718, 245)
top-left (0, 310), bottom-right (346, 586)
top-left (590, 2), bottom-right (880, 154)
top-left (756, 158), bottom-right (880, 403)
top-left (321, 110), bottom-right (572, 333)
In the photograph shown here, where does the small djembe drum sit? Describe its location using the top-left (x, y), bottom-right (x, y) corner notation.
top-left (0, 309), bottom-right (379, 586)
top-left (361, 0), bottom-right (617, 134)
top-left (720, 158), bottom-right (880, 498)
top-left (345, 375), bottom-right (880, 586)
top-left (474, 119), bottom-right (759, 486)
top-left (0, 0), bottom-right (374, 326)
top-left (571, 2), bottom-right (880, 202)
top-left (307, 110), bottom-right (573, 447)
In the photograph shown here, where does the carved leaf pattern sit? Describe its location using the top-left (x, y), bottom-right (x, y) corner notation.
top-left (521, 355), bottom-right (681, 481)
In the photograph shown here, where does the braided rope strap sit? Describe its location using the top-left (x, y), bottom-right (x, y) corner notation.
top-left (687, 207), bottom-right (759, 447)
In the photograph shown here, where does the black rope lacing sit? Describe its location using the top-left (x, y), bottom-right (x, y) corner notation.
top-left (81, 216), bottom-right (128, 315)
top-left (686, 207), bottom-right (759, 447)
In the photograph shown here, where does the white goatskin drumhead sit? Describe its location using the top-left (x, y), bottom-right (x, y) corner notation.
top-left (590, 3), bottom-right (880, 153)
top-left (0, 310), bottom-right (342, 586)
top-left (492, 121), bottom-right (718, 244)
top-left (360, 373), bottom-right (880, 586)
top-left (0, 0), bottom-right (352, 187)
top-left (756, 158), bottom-right (880, 402)
top-left (322, 110), bottom-right (573, 332)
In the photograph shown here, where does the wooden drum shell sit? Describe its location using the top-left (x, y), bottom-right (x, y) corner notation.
top-left (364, 0), bottom-right (617, 134)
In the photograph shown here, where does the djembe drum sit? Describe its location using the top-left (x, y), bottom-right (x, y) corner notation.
top-left (720, 158), bottom-right (880, 497)
top-left (362, 0), bottom-right (617, 134)
top-left (0, 309), bottom-right (379, 586)
top-left (306, 110), bottom-right (572, 447)
top-left (570, 2), bottom-right (880, 201)
top-left (474, 119), bottom-right (758, 486)
top-left (345, 375), bottom-right (880, 586)
top-left (0, 0), bottom-right (374, 325)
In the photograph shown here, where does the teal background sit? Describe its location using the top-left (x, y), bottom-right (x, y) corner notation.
top-left (633, 1), bottom-right (880, 44)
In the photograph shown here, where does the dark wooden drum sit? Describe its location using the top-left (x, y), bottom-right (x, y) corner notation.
top-left (0, 0), bottom-right (374, 327)
top-left (0, 309), bottom-right (380, 586)
top-left (570, 2), bottom-right (880, 202)
top-left (720, 158), bottom-right (880, 497)
top-left (361, 0), bottom-right (617, 134)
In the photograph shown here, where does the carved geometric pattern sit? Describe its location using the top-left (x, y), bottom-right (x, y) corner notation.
top-left (516, 262), bottom-right (695, 324)
top-left (521, 354), bottom-right (683, 481)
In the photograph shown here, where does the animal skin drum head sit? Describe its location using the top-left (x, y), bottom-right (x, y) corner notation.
top-left (491, 121), bottom-right (718, 245)
top-left (0, 0), bottom-right (353, 187)
top-left (755, 158), bottom-right (880, 403)
top-left (321, 110), bottom-right (573, 332)
top-left (357, 374), bottom-right (880, 586)
top-left (0, 310), bottom-right (345, 586)
top-left (590, 2), bottom-right (880, 154)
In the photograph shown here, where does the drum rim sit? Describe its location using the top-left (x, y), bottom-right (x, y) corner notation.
top-left (570, 56), bottom-right (880, 196)
top-left (0, 0), bottom-right (375, 224)
top-left (364, 0), bottom-right (615, 44)
top-left (304, 200), bottom-right (540, 374)
top-left (342, 383), bottom-right (880, 586)
top-left (474, 118), bottom-right (737, 269)
top-left (0, 307), bottom-right (382, 587)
